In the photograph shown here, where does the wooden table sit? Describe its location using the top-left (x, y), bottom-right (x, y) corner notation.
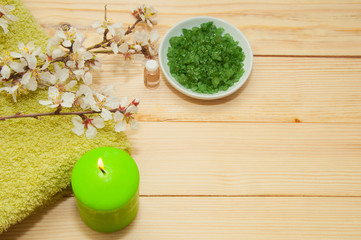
top-left (2, 0), bottom-right (361, 239)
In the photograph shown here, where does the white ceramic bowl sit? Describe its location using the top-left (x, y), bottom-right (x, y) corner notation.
top-left (159, 16), bottom-right (253, 100)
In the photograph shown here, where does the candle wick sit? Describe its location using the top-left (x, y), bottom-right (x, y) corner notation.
top-left (100, 168), bottom-right (106, 174)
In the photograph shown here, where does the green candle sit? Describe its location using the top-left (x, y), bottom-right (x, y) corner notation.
top-left (71, 147), bottom-right (139, 232)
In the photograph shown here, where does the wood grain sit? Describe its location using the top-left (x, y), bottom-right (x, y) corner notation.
top-left (3, 196), bottom-right (361, 240)
top-left (22, 0), bottom-right (361, 56)
top-left (91, 56), bottom-right (361, 123)
top-left (4, 1), bottom-right (360, 239)
top-left (126, 122), bottom-right (361, 196)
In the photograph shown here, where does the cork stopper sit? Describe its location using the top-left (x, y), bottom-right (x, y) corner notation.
top-left (145, 60), bottom-right (159, 73)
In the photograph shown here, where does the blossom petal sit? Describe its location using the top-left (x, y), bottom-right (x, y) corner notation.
top-left (21, 71), bottom-right (31, 84)
top-left (83, 51), bottom-right (93, 60)
top-left (65, 80), bottom-right (77, 90)
top-left (76, 84), bottom-right (92, 97)
top-left (33, 47), bottom-right (42, 56)
top-left (73, 69), bottom-right (84, 80)
top-left (40, 72), bottom-right (57, 84)
top-left (83, 72), bottom-right (92, 85)
top-left (61, 92), bottom-right (75, 108)
top-left (125, 105), bottom-right (138, 114)
top-left (63, 40), bottom-right (72, 48)
top-left (120, 97), bottom-right (128, 108)
top-left (66, 60), bottom-right (76, 69)
top-left (150, 29), bottom-right (160, 43)
top-left (40, 60), bottom-right (50, 70)
top-left (1, 65), bottom-right (11, 79)
top-left (48, 86), bottom-right (60, 101)
top-left (39, 100), bottom-right (53, 106)
top-left (55, 30), bottom-right (67, 40)
top-left (72, 40), bottom-right (82, 53)
top-left (71, 117), bottom-right (85, 136)
top-left (118, 43), bottom-right (128, 54)
top-left (10, 52), bottom-right (22, 58)
top-left (111, 42), bottom-right (119, 54)
top-left (25, 77), bottom-right (38, 91)
top-left (100, 108), bottom-right (112, 121)
top-left (115, 120), bottom-right (126, 132)
top-left (113, 111), bottom-right (124, 122)
top-left (24, 54), bottom-right (37, 69)
top-left (86, 125), bottom-right (97, 139)
top-left (92, 116), bottom-right (105, 129)
top-left (52, 48), bottom-right (66, 59)
top-left (56, 68), bottom-right (69, 83)
top-left (0, 21), bottom-right (9, 34)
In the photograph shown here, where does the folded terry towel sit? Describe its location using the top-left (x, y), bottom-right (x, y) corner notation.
top-left (0, 0), bottom-right (131, 233)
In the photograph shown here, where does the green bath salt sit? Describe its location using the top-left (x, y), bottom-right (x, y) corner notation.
top-left (167, 21), bottom-right (245, 94)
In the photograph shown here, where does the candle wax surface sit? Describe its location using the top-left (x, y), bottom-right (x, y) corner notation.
top-left (71, 147), bottom-right (139, 211)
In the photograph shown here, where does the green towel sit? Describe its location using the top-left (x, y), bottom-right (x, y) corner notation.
top-left (0, 0), bottom-right (131, 233)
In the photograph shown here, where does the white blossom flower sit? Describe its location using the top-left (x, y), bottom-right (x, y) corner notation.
top-left (113, 97), bottom-right (139, 132)
top-left (132, 5), bottom-right (157, 27)
top-left (88, 56), bottom-right (102, 71)
top-left (132, 30), bottom-right (149, 46)
top-left (94, 92), bottom-right (119, 109)
top-left (113, 111), bottom-right (127, 132)
top-left (113, 108), bottom-right (138, 132)
top-left (40, 71), bottom-right (57, 85)
top-left (53, 63), bottom-right (70, 84)
top-left (98, 84), bottom-right (115, 96)
top-left (111, 42), bottom-right (129, 55)
top-left (110, 29), bottom-right (126, 54)
top-left (92, 20), bottom-right (122, 36)
top-left (0, 52), bottom-right (25, 79)
top-left (132, 29), bottom-right (159, 56)
top-left (75, 85), bottom-right (100, 111)
top-left (73, 69), bottom-right (92, 85)
top-left (0, 4), bottom-right (18, 34)
top-left (148, 29), bottom-right (160, 56)
top-left (21, 70), bottom-right (38, 91)
top-left (46, 42), bottom-right (66, 61)
top-left (0, 82), bottom-right (19, 102)
top-left (71, 116), bottom-right (104, 139)
top-left (66, 41), bottom-right (93, 70)
top-left (39, 86), bottom-right (75, 108)
top-left (53, 26), bottom-right (85, 48)
top-left (52, 64), bottom-right (76, 91)
top-left (11, 42), bottom-right (41, 70)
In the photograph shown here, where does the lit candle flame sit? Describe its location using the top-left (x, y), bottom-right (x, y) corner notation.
top-left (97, 158), bottom-right (106, 174)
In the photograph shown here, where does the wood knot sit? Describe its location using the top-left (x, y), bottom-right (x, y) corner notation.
top-left (294, 118), bottom-right (301, 123)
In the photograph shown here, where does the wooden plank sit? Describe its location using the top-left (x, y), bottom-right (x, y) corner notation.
top-left (3, 196), bottom-right (361, 239)
top-left (126, 122), bottom-right (361, 196)
top-left (92, 56), bottom-right (361, 123)
top-left (22, 0), bottom-right (361, 56)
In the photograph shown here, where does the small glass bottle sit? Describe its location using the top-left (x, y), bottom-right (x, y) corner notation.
top-left (144, 60), bottom-right (160, 88)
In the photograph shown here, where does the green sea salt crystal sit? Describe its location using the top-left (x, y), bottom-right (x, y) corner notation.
top-left (167, 21), bottom-right (245, 94)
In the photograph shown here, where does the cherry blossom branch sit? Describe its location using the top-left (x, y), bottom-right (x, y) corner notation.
top-left (0, 4), bottom-right (157, 138)
top-left (0, 108), bottom-right (117, 121)
top-left (85, 18), bottom-right (142, 51)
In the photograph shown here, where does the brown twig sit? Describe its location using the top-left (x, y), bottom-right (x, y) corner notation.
top-left (86, 39), bottom-right (109, 51)
top-left (0, 108), bottom-right (119, 121)
top-left (125, 19), bottom-right (141, 35)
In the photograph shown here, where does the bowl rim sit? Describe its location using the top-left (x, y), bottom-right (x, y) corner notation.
top-left (159, 16), bottom-right (253, 100)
